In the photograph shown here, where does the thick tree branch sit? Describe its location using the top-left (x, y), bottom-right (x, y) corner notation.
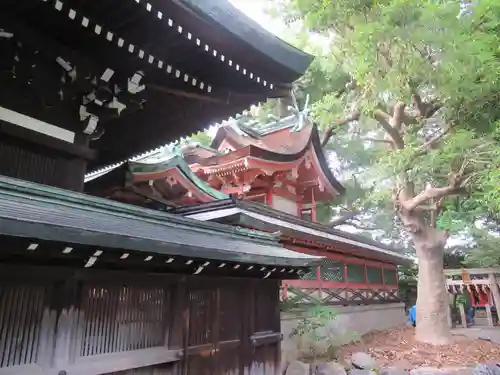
top-left (420, 128), bottom-right (450, 152)
top-left (321, 111), bottom-right (360, 147)
top-left (399, 183), bottom-right (462, 212)
top-left (411, 94), bottom-right (442, 119)
top-left (391, 101), bottom-right (406, 131)
top-left (342, 220), bottom-right (376, 231)
top-left (329, 210), bottom-right (361, 226)
top-left (373, 109), bottom-right (405, 149)
top-left (364, 137), bottom-right (393, 144)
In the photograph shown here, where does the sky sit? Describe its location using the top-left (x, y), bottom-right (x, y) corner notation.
top-left (229, 0), bottom-right (283, 36)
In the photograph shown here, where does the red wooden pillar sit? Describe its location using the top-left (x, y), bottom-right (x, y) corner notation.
top-left (265, 188), bottom-right (273, 206)
top-left (281, 282), bottom-right (288, 300)
top-left (311, 189), bottom-right (317, 222)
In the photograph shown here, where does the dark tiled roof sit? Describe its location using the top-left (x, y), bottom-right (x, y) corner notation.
top-left (172, 198), bottom-right (412, 265)
top-left (181, 0), bottom-right (314, 80)
top-left (0, 176), bottom-right (321, 268)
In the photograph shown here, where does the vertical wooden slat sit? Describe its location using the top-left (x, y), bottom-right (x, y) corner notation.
top-left (104, 286), bottom-right (118, 355)
top-left (14, 285), bottom-right (32, 366)
top-left (97, 286), bottom-right (110, 355)
top-left (24, 285), bottom-right (43, 364)
top-left (0, 286), bottom-right (8, 362)
top-left (123, 286), bottom-right (133, 352)
top-left (116, 286), bottom-right (127, 353)
top-left (1, 285), bottom-right (19, 367)
top-left (75, 280), bottom-right (169, 359)
top-left (131, 288), bottom-right (140, 351)
top-left (169, 279), bottom-right (186, 351)
top-left (83, 286), bottom-right (94, 357)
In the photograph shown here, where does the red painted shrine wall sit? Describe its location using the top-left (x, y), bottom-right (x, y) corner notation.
top-left (282, 244), bottom-right (398, 299)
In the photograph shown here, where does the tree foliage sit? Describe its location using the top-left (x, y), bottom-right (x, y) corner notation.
top-left (265, 0), bottom-right (500, 344)
top-left (266, 0), bottom-right (500, 243)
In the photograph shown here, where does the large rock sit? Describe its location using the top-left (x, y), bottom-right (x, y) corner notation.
top-left (314, 362), bottom-right (347, 375)
top-left (285, 360), bottom-right (310, 375)
top-left (351, 352), bottom-right (378, 370)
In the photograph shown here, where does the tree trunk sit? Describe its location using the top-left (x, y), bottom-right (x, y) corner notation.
top-left (401, 212), bottom-right (452, 345)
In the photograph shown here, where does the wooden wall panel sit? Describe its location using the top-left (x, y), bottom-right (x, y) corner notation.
top-left (0, 266), bottom-right (284, 375)
top-left (0, 135), bottom-right (86, 191)
top-left (0, 283), bottom-right (50, 368)
top-left (79, 283), bottom-right (170, 357)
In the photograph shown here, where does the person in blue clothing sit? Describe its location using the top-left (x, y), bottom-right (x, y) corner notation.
top-left (409, 304), bottom-right (416, 327)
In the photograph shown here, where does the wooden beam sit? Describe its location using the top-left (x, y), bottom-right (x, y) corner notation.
top-left (66, 347), bottom-right (182, 375)
top-left (443, 268), bottom-right (500, 276)
top-left (0, 348), bottom-right (182, 375)
top-left (445, 279), bottom-right (488, 286)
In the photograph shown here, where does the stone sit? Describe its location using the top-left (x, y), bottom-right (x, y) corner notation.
top-left (410, 367), bottom-right (445, 375)
top-left (314, 362), bottom-right (347, 375)
top-left (285, 360), bottom-right (310, 375)
top-left (473, 363), bottom-right (500, 375)
top-left (350, 369), bottom-right (378, 375)
top-left (382, 366), bottom-right (410, 375)
top-left (411, 366), bottom-right (474, 375)
top-left (390, 360), bottom-right (413, 371)
top-left (351, 352), bottom-right (378, 370)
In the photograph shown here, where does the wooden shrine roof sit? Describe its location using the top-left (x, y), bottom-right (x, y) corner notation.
top-left (0, 176), bottom-right (322, 270)
top-left (85, 153), bottom-right (229, 205)
top-left (189, 118), bottom-right (345, 197)
top-left (172, 198), bottom-right (412, 265)
top-left (0, 0), bottom-right (313, 170)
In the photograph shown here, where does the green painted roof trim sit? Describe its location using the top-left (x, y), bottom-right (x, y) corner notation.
top-left (128, 155), bottom-right (228, 200)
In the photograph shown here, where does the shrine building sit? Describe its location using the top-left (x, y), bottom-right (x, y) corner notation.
top-left (87, 113), bottom-right (411, 323)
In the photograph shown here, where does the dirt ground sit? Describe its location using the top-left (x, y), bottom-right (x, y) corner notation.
top-left (338, 326), bottom-right (500, 369)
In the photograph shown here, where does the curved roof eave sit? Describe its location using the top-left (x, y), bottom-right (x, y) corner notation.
top-left (310, 125), bottom-right (346, 196)
top-left (178, 0), bottom-right (314, 81)
top-left (206, 124), bottom-right (345, 196)
top-left (129, 156), bottom-right (229, 200)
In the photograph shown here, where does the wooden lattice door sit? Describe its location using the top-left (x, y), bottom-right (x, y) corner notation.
top-left (214, 284), bottom-right (243, 375)
top-left (184, 280), bottom-right (245, 375)
top-left (184, 286), bottom-right (217, 375)
top-left (248, 280), bottom-right (281, 375)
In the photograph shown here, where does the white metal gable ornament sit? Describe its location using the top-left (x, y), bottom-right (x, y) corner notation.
top-left (289, 91), bottom-right (311, 133)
